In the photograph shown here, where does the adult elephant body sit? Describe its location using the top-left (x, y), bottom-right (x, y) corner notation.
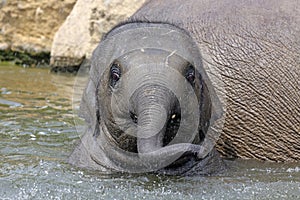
top-left (69, 0), bottom-right (300, 175)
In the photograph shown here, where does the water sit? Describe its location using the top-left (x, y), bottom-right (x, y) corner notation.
top-left (0, 63), bottom-right (299, 200)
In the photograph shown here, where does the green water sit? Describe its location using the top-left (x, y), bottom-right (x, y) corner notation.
top-left (0, 64), bottom-right (299, 200)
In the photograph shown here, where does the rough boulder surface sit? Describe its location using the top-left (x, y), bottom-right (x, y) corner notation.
top-left (50, 0), bottom-right (146, 68)
top-left (0, 0), bottom-right (76, 52)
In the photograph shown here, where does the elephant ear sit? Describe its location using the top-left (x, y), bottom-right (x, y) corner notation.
top-left (78, 76), bottom-right (99, 137)
top-left (77, 34), bottom-right (115, 137)
top-left (198, 79), bottom-right (212, 142)
top-left (192, 43), bottom-right (224, 158)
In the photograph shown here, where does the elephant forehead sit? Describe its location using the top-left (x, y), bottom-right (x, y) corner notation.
top-left (92, 23), bottom-right (200, 73)
top-left (115, 48), bottom-right (191, 73)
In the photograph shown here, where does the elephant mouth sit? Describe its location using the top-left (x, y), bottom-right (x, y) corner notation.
top-left (163, 111), bottom-right (181, 146)
top-left (111, 110), bottom-right (182, 154)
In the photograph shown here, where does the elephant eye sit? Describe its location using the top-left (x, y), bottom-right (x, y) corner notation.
top-left (110, 62), bottom-right (121, 87)
top-left (185, 65), bottom-right (195, 85)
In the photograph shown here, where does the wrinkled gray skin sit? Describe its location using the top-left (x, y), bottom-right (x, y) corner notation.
top-left (69, 0), bottom-right (300, 175)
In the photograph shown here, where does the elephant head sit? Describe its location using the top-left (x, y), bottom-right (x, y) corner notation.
top-left (75, 23), bottom-right (224, 175)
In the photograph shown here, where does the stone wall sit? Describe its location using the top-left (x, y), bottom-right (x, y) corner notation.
top-left (50, 0), bottom-right (146, 68)
top-left (0, 0), bottom-right (76, 53)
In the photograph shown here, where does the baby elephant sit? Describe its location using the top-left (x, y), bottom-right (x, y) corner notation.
top-left (69, 0), bottom-right (300, 175)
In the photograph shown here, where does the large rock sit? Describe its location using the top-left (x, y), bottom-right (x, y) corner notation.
top-left (50, 0), bottom-right (146, 68)
top-left (0, 0), bottom-right (76, 53)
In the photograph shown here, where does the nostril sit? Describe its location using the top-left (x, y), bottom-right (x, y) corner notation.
top-left (130, 111), bottom-right (138, 124)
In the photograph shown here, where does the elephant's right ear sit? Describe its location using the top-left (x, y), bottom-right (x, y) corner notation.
top-left (78, 73), bottom-right (99, 136)
top-left (77, 27), bottom-right (124, 137)
top-left (77, 40), bottom-right (109, 137)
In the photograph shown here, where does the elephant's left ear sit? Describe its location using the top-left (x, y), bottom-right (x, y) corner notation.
top-left (205, 77), bottom-right (224, 124)
top-left (198, 79), bottom-right (212, 140)
top-left (192, 57), bottom-right (224, 129)
top-left (188, 35), bottom-right (225, 158)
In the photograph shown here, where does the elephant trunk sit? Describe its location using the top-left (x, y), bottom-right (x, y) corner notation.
top-left (132, 85), bottom-right (174, 154)
top-left (136, 101), bottom-right (167, 153)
